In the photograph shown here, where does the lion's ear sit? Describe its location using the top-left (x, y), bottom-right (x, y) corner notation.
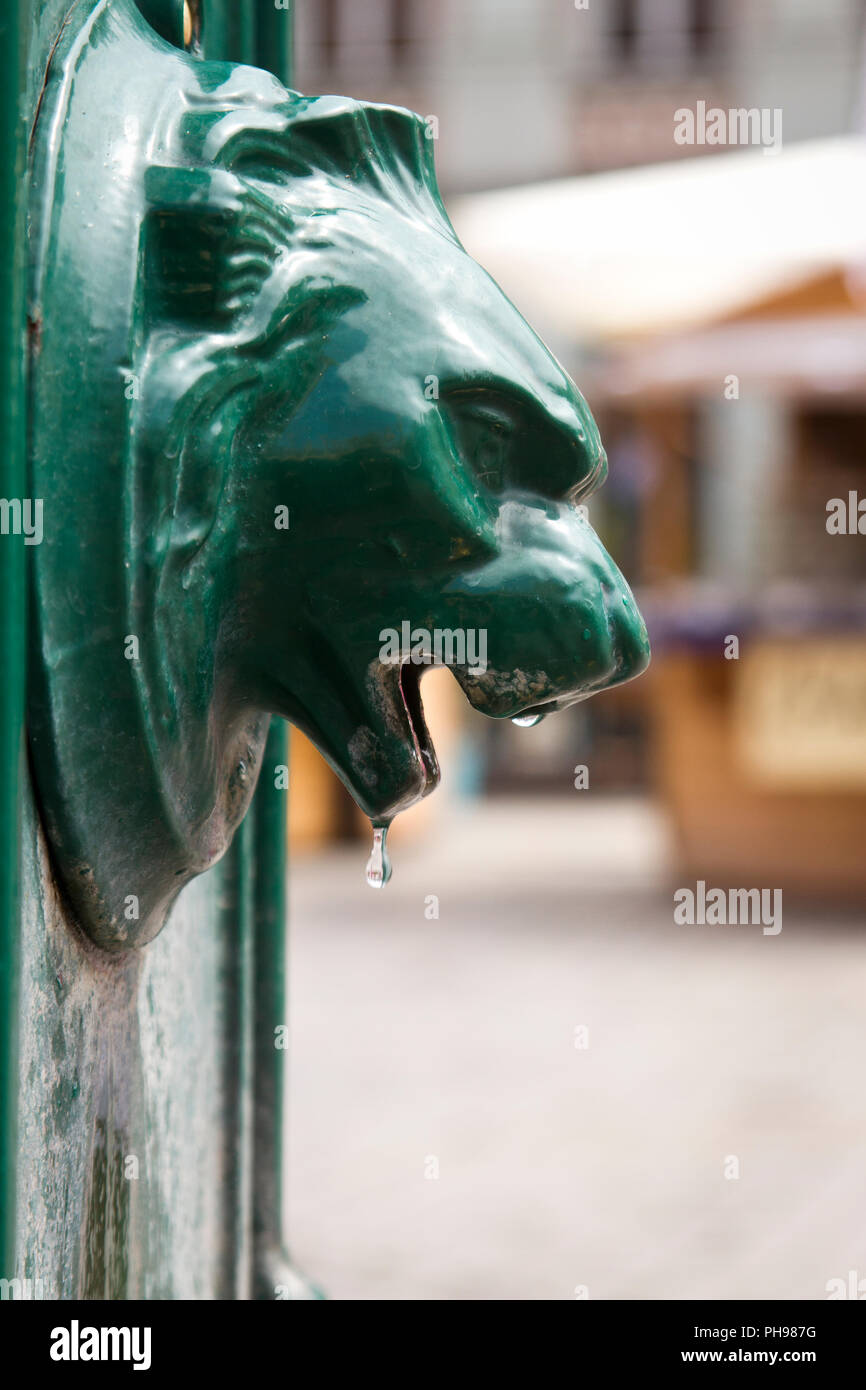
top-left (142, 167), bottom-right (289, 328)
top-left (212, 96), bottom-right (447, 223)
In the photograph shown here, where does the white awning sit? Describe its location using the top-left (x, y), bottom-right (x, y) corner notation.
top-left (450, 138), bottom-right (866, 342)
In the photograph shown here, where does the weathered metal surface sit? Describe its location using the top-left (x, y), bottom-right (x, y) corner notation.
top-left (18, 783), bottom-right (229, 1298)
top-left (15, 719), bottom-right (303, 1299)
top-left (0, 0), bottom-right (28, 1291)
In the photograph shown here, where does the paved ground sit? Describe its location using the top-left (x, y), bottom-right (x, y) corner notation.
top-left (286, 796), bottom-right (866, 1301)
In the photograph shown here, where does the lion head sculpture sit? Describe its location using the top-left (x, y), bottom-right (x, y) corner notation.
top-left (28, 0), bottom-right (649, 948)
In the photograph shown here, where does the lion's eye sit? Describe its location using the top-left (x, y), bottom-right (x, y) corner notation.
top-left (441, 387), bottom-right (604, 503)
top-left (446, 405), bottom-right (512, 493)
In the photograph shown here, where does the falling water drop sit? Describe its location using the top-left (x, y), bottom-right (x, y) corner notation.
top-left (365, 824), bottom-right (392, 889)
top-left (512, 713), bottom-right (546, 728)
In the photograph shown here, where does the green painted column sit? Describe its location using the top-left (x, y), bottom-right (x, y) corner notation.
top-left (207, 0), bottom-right (297, 1301)
top-left (0, 0), bottom-right (28, 1287)
top-left (203, 0), bottom-right (293, 77)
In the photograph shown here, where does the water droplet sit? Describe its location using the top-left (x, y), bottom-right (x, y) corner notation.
top-left (512, 713), bottom-right (546, 728)
top-left (365, 825), bottom-right (392, 889)
top-left (582, 628), bottom-right (591, 640)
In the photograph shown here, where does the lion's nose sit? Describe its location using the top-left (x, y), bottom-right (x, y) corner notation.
top-left (606, 583), bottom-right (651, 684)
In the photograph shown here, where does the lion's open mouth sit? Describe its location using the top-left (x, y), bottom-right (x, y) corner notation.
top-left (397, 661), bottom-right (439, 794)
top-left (287, 502), bottom-right (649, 834)
top-left (317, 653), bottom-right (446, 826)
top-left (367, 657), bottom-right (565, 813)
top-left (328, 653), bottom-right (559, 828)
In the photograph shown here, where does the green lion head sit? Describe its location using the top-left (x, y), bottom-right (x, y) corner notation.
top-left (28, 0), bottom-right (649, 947)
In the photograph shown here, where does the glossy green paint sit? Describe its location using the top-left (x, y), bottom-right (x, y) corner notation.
top-left (28, 0), bottom-right (648, 955)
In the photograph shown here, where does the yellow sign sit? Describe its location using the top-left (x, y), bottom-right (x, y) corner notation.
top-left (735, 637), bottom-right (866, 788)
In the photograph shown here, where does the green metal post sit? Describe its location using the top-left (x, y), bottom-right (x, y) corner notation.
top-left (251, 718), bottom-right (291, 1297)
top-left (204, 0), bottom-right (257, 67)
top-left (254, 0), bottom-right (294, 83)
top-left (247, 1), bottom-right (294, 1298)
top-left (203, 0), bottom-right (295, 1297)
top-left (0, 0), bottom-right (28, 1283)
top-left (204, 1), bottom-right (293, 81)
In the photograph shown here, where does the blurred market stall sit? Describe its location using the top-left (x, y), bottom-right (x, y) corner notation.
top-left (450, 139), bottom-right (866, 898)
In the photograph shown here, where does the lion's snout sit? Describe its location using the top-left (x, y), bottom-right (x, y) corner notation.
top-left (444, 499), bottom-right (650, 721)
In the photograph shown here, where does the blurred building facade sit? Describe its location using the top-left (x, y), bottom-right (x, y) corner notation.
top-left (295, 0), bottom-right (866, 190)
